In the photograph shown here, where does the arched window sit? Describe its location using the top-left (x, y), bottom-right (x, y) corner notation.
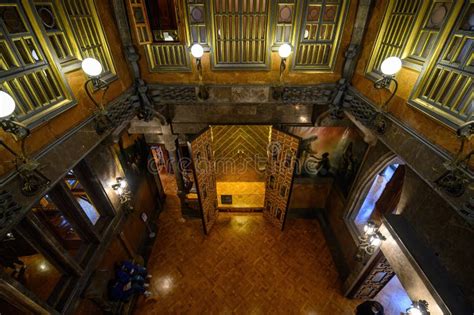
top-left (354, 164), bottom-right (399, 233)
top-left (346, 157), bottom-right (406, 237)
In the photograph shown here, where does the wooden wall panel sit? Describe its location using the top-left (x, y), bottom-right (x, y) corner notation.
top-left (263, 128), bottom-right (299, 230)
top-left (190, 128), bottom-right (218, 234)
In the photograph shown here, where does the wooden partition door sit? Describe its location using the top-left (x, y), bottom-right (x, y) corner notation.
top-left (189, 128), bottom-right (218, 234)
top-left (348, 252), bottom-right (395, 299)
top-left (263, 128), bottom-right (300, 230)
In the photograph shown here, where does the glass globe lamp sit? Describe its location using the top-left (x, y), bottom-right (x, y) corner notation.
top-left (278, 43), bottom-right (292, 59)
top-left (381, 56), bottom-right (402, 76)
top-left (0, 91), bottom-right (16, 118)
top-left (82, 57), bottom-right (103, 77)
top-left (191, 44), bottom-right (204, 59)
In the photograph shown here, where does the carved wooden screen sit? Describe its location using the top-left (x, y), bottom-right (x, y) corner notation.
top-left (189, 128), bottom-right (218, 234)
top-left (349, 252), bottom-right (395, 299)
top-left (263, 128), bottom-right (299, 230)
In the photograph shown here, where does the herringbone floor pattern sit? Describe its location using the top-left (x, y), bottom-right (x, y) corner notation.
top-left (135, 175), bottom-right (360, 314)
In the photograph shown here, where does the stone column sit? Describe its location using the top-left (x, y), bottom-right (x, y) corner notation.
top-left (162, 125), bottom-right (185, 194)
top-left (342, 0), bottom-right (374, 82)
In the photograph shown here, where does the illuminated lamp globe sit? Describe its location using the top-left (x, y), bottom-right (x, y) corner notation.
top-left (120, 179), bottom-right (127, 189)
top-left (380, 56), bottom-right (402, 76)
top-left (0, 91), bottom-right (16, 118)
top-left (191, 44), bottom-right (204, 59)
top-left (278, 43), bottom-right (292, 58)
top-left (82, 57), bottom-right (103, 77)
top-left (369, 234), bottom-right (382, 247)
top-left (406, 306), bottom-right (423, 315)
top-left (363, 220), bottom-right (377, 235)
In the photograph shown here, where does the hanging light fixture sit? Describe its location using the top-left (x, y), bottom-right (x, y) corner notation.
top-left (371, 56), bottom-right (402, 134)
top-left (190, 44), bottom-right (208, 100)
top-left (405, 300), bottom-right (430, 315)
top-left (355, 220), bottom-right (386, 263)
top-left (273, 43), bottom-right (292, 100)
top-left (0, 91), bottom-right (49, 196)
top-left (81, 57), bottom-right (111, 134)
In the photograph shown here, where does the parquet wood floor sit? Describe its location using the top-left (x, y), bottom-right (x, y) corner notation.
top-left (134, 175), bottom-right (361, 314)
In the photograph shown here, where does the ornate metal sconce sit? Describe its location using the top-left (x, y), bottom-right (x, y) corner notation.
top-left (0, 91), bottom-right (50, 196)
top-left (191, 44), bottom-right (209, 100)
top-left (355, 220), bottom-right (386, 263)
top-left (405, 300), bottom-right (430, 315)
top-left (273, 43), bottom-right (292, 100)
top-left (82, 58), bottom-right (112, 134)
top-left (371, 56), bottom-right (402, 134)
top-left (434, 120), bottom-right (473, 197)
top-left (112, 177), bottom-right (133, 214)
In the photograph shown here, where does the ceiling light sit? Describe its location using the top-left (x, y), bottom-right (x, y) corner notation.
top-left (191, 44), bottom-right (204, 59)
top-left (380, 56), bottom-right (402, 76)
top-left (0, 91), bottom-right (16, 118)
top-left (82, 57), bottom-right (103, 77)
top-left (278, 43), bottom-right (292, 59)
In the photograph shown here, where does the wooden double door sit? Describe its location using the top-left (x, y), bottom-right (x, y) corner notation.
top-left (189, 127), bottom-right (300, 234)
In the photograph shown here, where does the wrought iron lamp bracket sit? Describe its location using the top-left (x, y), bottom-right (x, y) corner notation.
top-left (195, 58), bottom-right (209, 100)
top-left (84, 77), bottom-right (112, 134)
top-left (368, 75), bottom-right (399, 134)
top-left (0, 117), bottom-right (30, 141)
top-left (434, 121), bottom-right (473, 197)
top-left (0, 139), bottom-right (50, 196)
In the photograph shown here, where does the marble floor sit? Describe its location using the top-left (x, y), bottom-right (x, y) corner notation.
top-left (135, 174), bottom-right (361, 314)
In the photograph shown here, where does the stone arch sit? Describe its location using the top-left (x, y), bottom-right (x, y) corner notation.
top-left (344, 151), bottom-right (405, 238)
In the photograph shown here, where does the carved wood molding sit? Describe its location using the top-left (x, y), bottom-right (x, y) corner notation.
top-left (149, 84), bottom-right (337, 104)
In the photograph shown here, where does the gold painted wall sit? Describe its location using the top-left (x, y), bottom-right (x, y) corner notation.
top-left (132, 0), bottom-right (359, 85)
top-left (0, 1), bottom-right (134, 176)
top-left (352, 0), bottom-right (460, 155)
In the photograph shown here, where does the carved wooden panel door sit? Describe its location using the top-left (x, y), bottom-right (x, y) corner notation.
top-left (349, 252), bottom-right (395, 299)
top-left (263, 128), bottom-right (300, 230)
top-left (189, 128), bottom-right (218, 235)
